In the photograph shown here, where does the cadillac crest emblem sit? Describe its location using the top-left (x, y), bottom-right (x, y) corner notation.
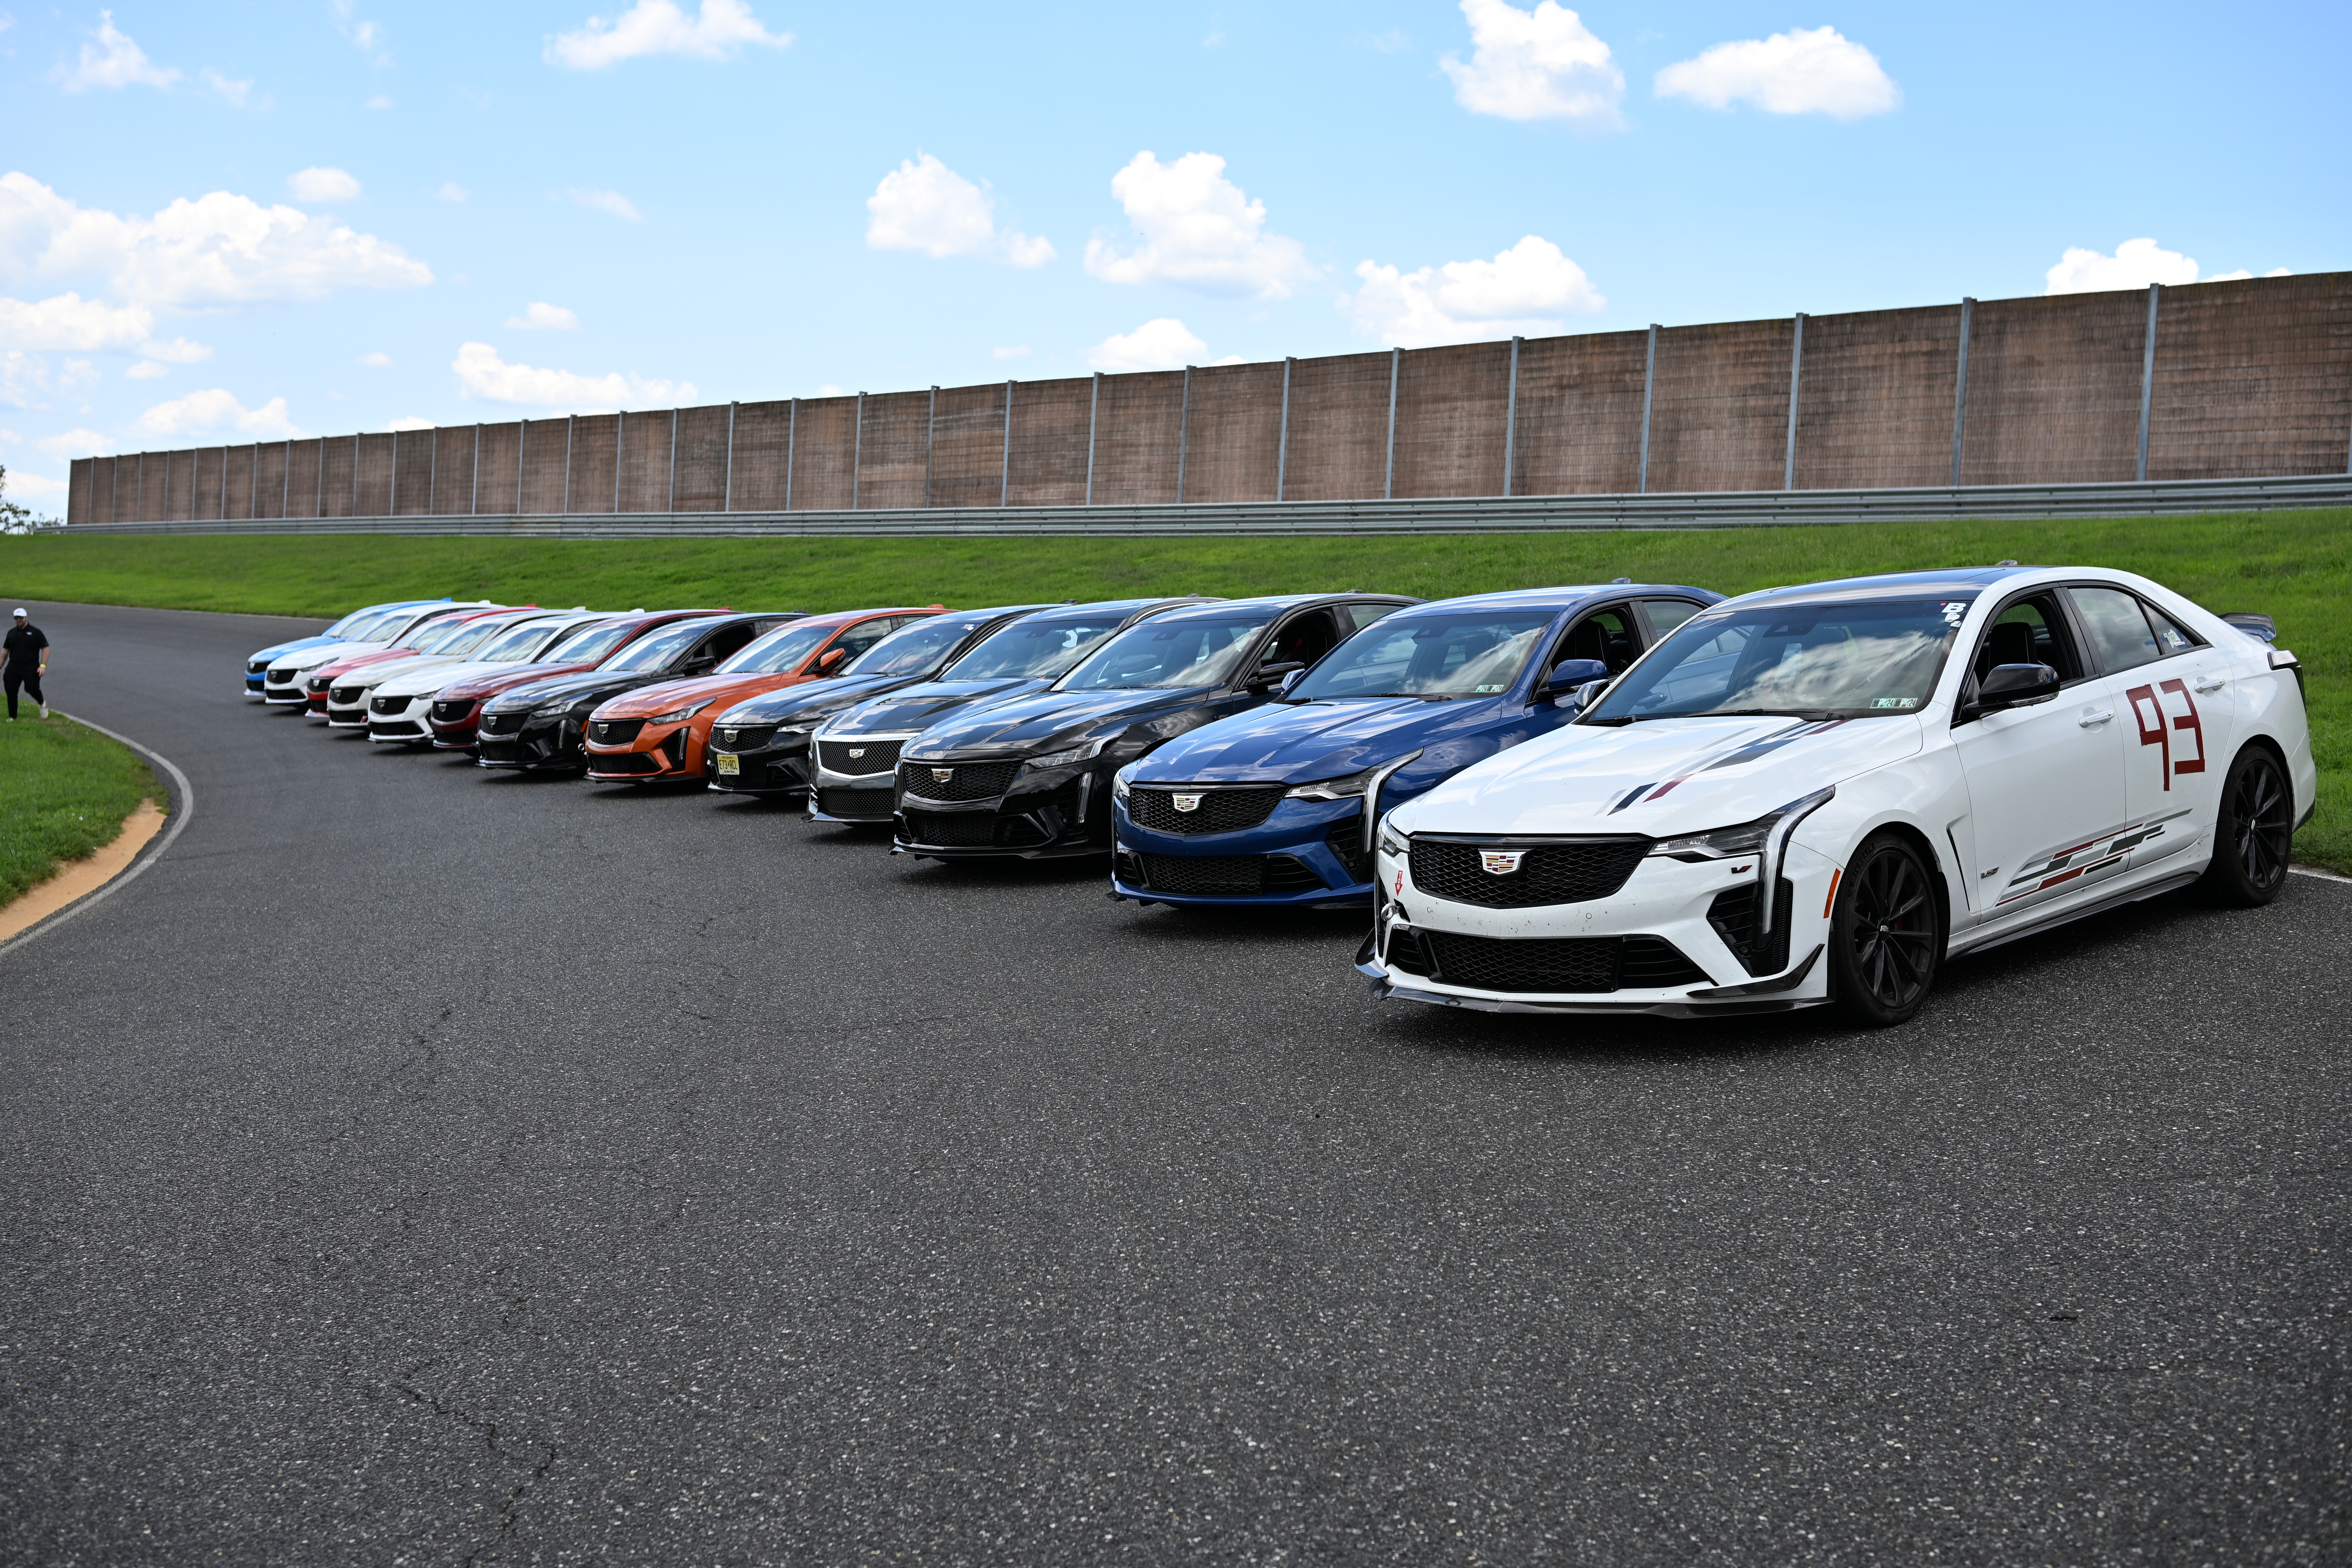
top-left (1480, 850), bottom-right (1526, 875)
top-left (1173, 793), bottom-right (1203, 813)
top-left (932, 767), bottom-right (954, 784)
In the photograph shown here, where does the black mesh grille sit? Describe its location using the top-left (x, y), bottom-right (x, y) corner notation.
top-left (370, 719), bottom-right (424, 737)
top-left (819, 737), bottom-right (901, 774)
top-left (1707, 879), bottom-right (1795, 977)
top-left (431, 699), bottom-right (472, 722)
top-left (1409, 836), bottom-right (1651, 909)
top-left (589, 718), bottom-right (645, 746)
top-left (1325, 818), bottom-right (1371, 885)
top-left (268, 669), bottom-right (296, 684)
top-left (478, 711), bottom-right (523, 734)
top-left (1264, 855), bottom-right (1323, 893)
top-left (900, 760), bottom-right (1020, 802)
top-left (591, 752), bottom-right (663, 776)
top-left (903, 809), bottom-right (1001, 846)
top-left (1396, 931), bottom-right (1703, 994)
top-left (329, 686), bottom-right (365, 705)
top-left (1133, 854), bottom-right (1326, 896)
top-left (369, 694), bottom-right (406, 714)
top-left (819, 787), bottom-right (894, 819)
top-left (248, 660), bottom-right (270, 674)
top-left (714, 724), bottom-right (776, 751)
top-left (1127, 785), bottom-right (1286, 835)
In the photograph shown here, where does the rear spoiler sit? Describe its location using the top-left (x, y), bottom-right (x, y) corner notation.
top-left (2220, 612), bottom-right (2277, 642)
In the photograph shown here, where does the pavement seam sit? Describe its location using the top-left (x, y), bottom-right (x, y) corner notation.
top-left (0, 710), bottom-right (196, 962)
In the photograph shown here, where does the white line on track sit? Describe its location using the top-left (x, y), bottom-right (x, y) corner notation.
top-left (0, 712), bottom-right (196, 960)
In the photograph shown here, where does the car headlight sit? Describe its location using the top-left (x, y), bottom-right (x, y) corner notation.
top-left (1285, 765), bottom-right (1379, 801)
top-left (534, 700), bottom-right (583, 720)
top-left (1648, 788), bottom-right (1836, 863)
top-left (1026, 736), bottom-right (1112, 770)
top-left (1378, 824), bottom-right (1408, 859)
top-left (644, 699), bottom-right (717, 725)
top-left (1111, 764), bottom-right (1136, 801)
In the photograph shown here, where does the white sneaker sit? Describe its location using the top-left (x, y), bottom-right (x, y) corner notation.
top-left (37, 704), bottom-right (49, 718)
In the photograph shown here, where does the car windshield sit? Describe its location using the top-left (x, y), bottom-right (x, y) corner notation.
top-left (1288, 609), bottom-right (1556, 700)
top-left (385, 609), bottom-right (469, 645)
top-left (1058, 612), bottom-right (1270, 691)
top-left (945, 611), bottom-right (1136, 681)
top-left (474, 618), bottom-right (567, 663)
top-left (322, 606), bottom-right (391, 638)
top-left (1586, 596), bottom-right (1972, 723)
top-left (601, 619), bottom-right (720, 672)
top-left (845, 614), bottom-right (978, 677)
top-left (342, 609), bottom-right (412, 642)
top-left (418, 616), bottom-right (521, 657)
top-left (719, 622), bottom-right (831, 675)
top-left (550, 619), bottom-right (639, 665)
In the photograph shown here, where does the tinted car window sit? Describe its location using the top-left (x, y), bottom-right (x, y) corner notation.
top-left (833, 617), bottom-right (905, 661)
top-left (1588, 597), bottom-right (1971, 722)
top-left (427, 617), bottom-right (525, 657)
top-left (552, 620), bottom-right (640, 665)
top-left (719, 621), bottom-right (833, 675)
top-left (1972, 593), bottom-right (2082, 683)
top-left (945, 612), bottom-right (1135, 681)
top-left (2144, 603), bottom-right (2201, 656)
top-left (1642, 598), bottom-right (1705, 639)
top-left (1290, 610), bottom-right (1555, 699)
top-left (1060, 613), bottom-right (1271, 691)
top-left (602, 620), bottom-right (724, 672)
top-left (475, 619), bottom-right (567, 662)
top-left (1346, 602), bottom-right (1403, 631)
top-left (846, 614), bottom-right (989, 677)
top-left (1557, 604), bottom-right (1641, 674)
top-left (2070, 586), bottom-right (2161, 673)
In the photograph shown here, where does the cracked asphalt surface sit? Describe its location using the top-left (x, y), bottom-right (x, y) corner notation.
top-left (1, 598), bottom-right (2345, 1566)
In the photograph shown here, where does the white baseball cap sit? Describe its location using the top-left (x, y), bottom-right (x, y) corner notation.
top-left (10, 608), bottom-right (23, 617)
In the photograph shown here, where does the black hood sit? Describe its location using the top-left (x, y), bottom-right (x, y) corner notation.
top-left (831, 675), bottom-right (1057, 736)
top-left (484, 669), bottom-right (664, 713)
top-left (715, 669), bottom-right (928, 728)
top-left (907, 683), bottom-right (1230, 760)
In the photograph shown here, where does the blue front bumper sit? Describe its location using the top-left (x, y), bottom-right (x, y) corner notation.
top-left (1110, 794), bottom-right (1375, 908)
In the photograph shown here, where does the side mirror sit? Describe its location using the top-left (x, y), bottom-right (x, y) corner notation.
top-left (1277, 668), bottom-right (1306, 695)
top-left (1536, 658), bottom-right (1610, 703)
top-left (813, 646), bottom-right (848, 675)
top-left (1976, 662), bottom-right (2060, 712)
top-left (1569, 677), bottom-right (1611, 712)
top-left (1250, 660), bottom-right (1306, 690)
top-left (683, 658), bottom-right (716, 677)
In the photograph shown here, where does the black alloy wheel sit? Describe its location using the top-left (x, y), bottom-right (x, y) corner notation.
top-left (1829, 832), bottom-right (1942, 1027)
top-left (2197, 745), bottom-right (2293, 906)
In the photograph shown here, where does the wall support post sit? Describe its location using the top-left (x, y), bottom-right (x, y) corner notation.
top-left (925, 385), bottom-right (939, 509)
top-left (1000, 381), bottom-right (1013, 508)
top-left (666, 410), bottom-right (677, 513)
top-left (851, 393), bottom-right (864, 511)
top-left (1383, 346), bottom-right (1402, 500)
top-left (1176, 366), bottom-right (1192, 504)
top-left (1085, 372), bottom-right (1101, 506)
top-left (723, 403), bottom-right (737, 512)
top-left (1276, 357), bottom-right (1295, 502)
top-left (2137, 282), bottom-right (2161, 483)
top-left (1950, 298), bottom-right (1974, 488)
top-left (1638, 326), bottom-right (1659, 495)
top-left (1783, 312), bottom-right (1807, 492)
top-left (1502, 336), bottom-right (1522, 498)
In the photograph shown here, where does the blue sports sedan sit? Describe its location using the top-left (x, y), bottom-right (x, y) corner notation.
top-left (1108, 583), bottom-right (1724, 908)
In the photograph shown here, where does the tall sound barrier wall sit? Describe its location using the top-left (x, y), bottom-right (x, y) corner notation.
top-left (66, 274), bottom-right (2352, 529)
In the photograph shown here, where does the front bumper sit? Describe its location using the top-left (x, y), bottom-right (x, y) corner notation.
top-left (798, 730), bottom-right (912, 818)
top-left (366, 694), bottom-right (435, 743)
top-left (475, 714), bottom-right (583, 770)
top-left (584, 719), bottom-right (701, 782)
top-left (1108, 793), bottom-right (1374, 908)
top-left (892, 758), bottom-right (1108, 859)
top-left (1354, 840), bottom-right (1838, 1015)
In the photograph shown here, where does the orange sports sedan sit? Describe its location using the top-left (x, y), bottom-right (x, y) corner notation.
top-left (581, 606), bottom-right (944, 784)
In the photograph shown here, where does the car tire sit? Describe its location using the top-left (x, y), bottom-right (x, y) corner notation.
top-left (1827, 831), bottom-right (1942, 1028)
top-left (2195, 744), bottom-right (2293, 907)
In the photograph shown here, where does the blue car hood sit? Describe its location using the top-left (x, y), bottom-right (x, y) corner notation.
top-left (250, 633), bottom-right (338, 662)
top-left (912, 684), bottom-right (1222, 758)
top-left (835, 675), bottom-right (1054, 735)
top-left (1129, 696), bottom-right (1512, 784)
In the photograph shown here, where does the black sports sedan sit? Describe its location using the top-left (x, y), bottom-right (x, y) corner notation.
top-left (807, 597), bottom-right (1213, 824)
top-left (892, 593), bottom-right (1419, 859)
top-left (702, 604), bottom-right (1062, 799)
top-left (474, 612), bottom-right (802, 772)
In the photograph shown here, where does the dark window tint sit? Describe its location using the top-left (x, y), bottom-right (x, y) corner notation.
top-left (2143, 603), bottom-right (2202, 656)
top-left (556, 620), bottom-right (644, 666)
top-left (1290, 610), bottom-right (1555, 699)
top-left (833, 616), bottom-right (905, 661)
top-left (1558, 604), bottom-right (1641, 674)
top-left (848, 615), bottom-right (994, 677)
top-left (1264, 611), bottom-right (1341, 670)
top-left (1346, 601), bottom-right (1404, 632)
top-left (2069, 586), bottom-right (2161, 673)
top-left (1642, 598), bottom-right (1705, 639)
top-left (1973, 593), bottom-right (2083, 684)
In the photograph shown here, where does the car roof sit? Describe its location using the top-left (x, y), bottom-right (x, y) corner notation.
top-left (1388, 584), bottom-right (1715, 615)
top-left (1147, 592), bottom-right (1416, 621)
top-left (1718, 568), bottom-right (2039, 609)
top-left (788, 605), bottom-right (948, 629)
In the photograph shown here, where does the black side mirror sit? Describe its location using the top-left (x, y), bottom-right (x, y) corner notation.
top-left (1250, 660), bottom-right (1306, 690)
top-left (683, 658), bottom-right (716, 677)
top-left (1535, 658), bottom-right (1609, 702)
top-left (1976, 662), bottom-right (2060, 712)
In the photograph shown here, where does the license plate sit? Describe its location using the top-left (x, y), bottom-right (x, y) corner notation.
top-left (715, 752), bottom-right (740, 775)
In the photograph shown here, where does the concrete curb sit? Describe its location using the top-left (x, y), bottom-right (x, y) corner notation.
top-left (0, 712), bottom-right (194, 961)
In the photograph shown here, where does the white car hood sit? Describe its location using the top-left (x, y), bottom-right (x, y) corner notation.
top-left (334, 652), bottom-right (465, 690)
top-left (373, 657), bottom-right (521, 698)
top-left (1395, 713), bottom-right (1924, 837)
top-left (275, 639), bottom-right (387, 672)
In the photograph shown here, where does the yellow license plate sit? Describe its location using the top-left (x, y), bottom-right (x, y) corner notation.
top-left (715, 752), bottom-right (740, 775)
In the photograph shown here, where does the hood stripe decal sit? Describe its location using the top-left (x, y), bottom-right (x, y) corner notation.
top-left (1634, 719), bottom-right (1848, 805)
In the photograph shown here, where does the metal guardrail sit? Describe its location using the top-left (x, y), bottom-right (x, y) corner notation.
top-left (46, 472), bottom-right (2352, 540)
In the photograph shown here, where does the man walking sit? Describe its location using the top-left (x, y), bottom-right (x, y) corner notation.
top-left (5, 607), bottom-right (48, 720)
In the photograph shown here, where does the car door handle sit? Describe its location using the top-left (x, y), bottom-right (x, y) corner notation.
top-left (2193, 676), bottom-right (2226, 693)
top-left (2079, 710), bottom-right (2114, 728)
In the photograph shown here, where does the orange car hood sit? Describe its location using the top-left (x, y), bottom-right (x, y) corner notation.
top-left (598, 669), bottom-right (814, 719)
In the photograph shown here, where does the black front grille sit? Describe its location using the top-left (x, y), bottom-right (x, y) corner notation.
top-left (431, 699), bottom-right (472, 722)
top-left (591, 752), bottom-right (663, 776)
top-left (903, 809), bottom-right (1002, 846)
top-left (820, 787), bottom-right (895, 819)
top-left (1397, 931), bottom-right (1709, 994)
top-left (370, 695), bottom-right (406, 715)
top-left (1410, 836), bottom-right (1650, 908)
top-left (589, 718), bottom-right (646, 746)
top-left (1134, 853), bottom-right (1326, 896)
top-left (1127, 785), bottom-right (1287, 835)
top-left (1707, 878), bottom-right (1795, 977)
top-left (371, 720), bottom-right (423, 736)
top-left (1325, 818), bottom-right (1371, 885)
top-left (819, 737), bottom-right (901, 774)
top-left (716, 724), bottom-right (778, 752)
top-left (478, 712), bottom-right (524, 735)
top-left (268, 669), bottom-right (296, 684)
top-left (248, 660), bottom-right (270, 674)
top-left (899, 759), bottom-right (1020, 802)
top-left (329, 686), bottom-right (364, 704)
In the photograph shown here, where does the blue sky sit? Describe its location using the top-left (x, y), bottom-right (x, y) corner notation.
top-left (2, 0), bottom-right (2345, 513)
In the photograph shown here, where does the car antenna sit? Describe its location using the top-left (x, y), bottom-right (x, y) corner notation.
top-left (1611, 576), bottom-right (1632, 584)
top-left (1994, 559), bottom-right (2019, 567)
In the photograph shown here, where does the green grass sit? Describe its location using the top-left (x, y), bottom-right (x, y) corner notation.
top-left (1, 508), bottom-right (2344, 871)
top-left (0, 712), bottom-right (161, 904)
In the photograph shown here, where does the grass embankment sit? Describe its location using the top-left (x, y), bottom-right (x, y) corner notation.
top-left (0, 508), bottom-right (2343, 870)
top-left (0, 713), bottom-right (160, 905)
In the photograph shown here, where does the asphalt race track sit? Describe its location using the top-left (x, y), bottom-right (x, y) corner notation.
top-left (2, 599), bottom-right (2346, 1565)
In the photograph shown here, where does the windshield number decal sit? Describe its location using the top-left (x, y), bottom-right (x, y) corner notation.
top-left (2126, 678), bottom-right (2205, 791)
top-left (1939, 602), bottom-right (1969, 626)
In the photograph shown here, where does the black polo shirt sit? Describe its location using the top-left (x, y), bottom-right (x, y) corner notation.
top-left (4, 623), bottom-right (46, 670)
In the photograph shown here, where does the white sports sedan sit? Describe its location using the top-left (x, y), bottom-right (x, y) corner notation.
top-left (259, 600), bottom-right (500, 705)
top-left (1361, 566), bottom-right (2311, 1026)
top-left (320, 608), bottom-right (569, 729)
top-left (361, 611), bottom-right (612, 743)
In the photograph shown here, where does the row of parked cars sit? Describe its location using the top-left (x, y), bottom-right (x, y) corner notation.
top-left (245, 565), bottom-right (2312, 1028)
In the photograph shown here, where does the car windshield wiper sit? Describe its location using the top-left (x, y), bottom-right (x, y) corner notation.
top-left (1684, 707), bottom-right (1839, 721)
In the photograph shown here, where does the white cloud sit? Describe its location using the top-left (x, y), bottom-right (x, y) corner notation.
top-left (1656, 26), bottom-right (1899, 119)
top-left (0, 291), bottom-right (213, 364)
top-left (7, 468), bottom-right (67, 504)
top-left (2044, 238), bottom-right (2202, 295)
top-left (126, 360), bottom-right (168, 379)
top-left (506, 301), bottom-right (581, 331)
top-left (992, 344), bottom-right (1030, 360)
top-left (1439, 0), bottom-right (1623, 130)
top-left (201, 68), bottom-right (256, 107)
top-left (451, 341), bottom-right (696, 410)
top-left (58, 10), bottom-right (180, 92)
top-left (36, 428), bottom-right (113, 459)
top-left (136, 388), bottom-right (308, 439)
top-left (865, 154), bottom-right (1054, 268)
top-left (358, 351), bottom-right (393, 366)
top-left (562, 187), bottom-right (642, 221)
top-left (1, 352), bottom-right (49, 407)
top-left (434, 182), bottom-right (469, 203)
top-left (0, 172), bottom-right (434, 307)
top-left (287, 166), bottom-right (362, 203)
top-left (1083, 152), bottom-right (1317, 300)
top-left (547, 0), bottom-right (791, 68)
top-left (1345, 234), bottom-right (1602, 347)
top-left (386, 415), bottom-right (432, 431)
top-left (331, 2), bottom-right (392, 67)
top-left (139, 337), bottom-right (210, 363)
top-left (1088, 318), bottom-right (1209, 372)
top-left (2205, 266), bottom-right (2294, 283)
